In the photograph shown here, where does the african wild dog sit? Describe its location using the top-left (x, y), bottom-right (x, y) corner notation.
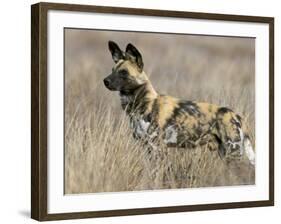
top-left (103, 41), bottom-right (255, 165)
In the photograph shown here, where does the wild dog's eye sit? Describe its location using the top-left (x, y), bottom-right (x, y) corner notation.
top-left (119, 69), bottom-right (128, 78)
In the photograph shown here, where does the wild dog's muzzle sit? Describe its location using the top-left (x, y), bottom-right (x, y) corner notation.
top-left (103, 78), bottom-right (110, 87)
top-left (103, 77), bottom-right (117, 91)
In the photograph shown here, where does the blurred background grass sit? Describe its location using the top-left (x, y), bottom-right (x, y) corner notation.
top-left (64, 29), bottom-right (255, 194)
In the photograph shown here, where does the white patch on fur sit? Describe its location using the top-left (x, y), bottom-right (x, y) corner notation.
top-left (133, 119), bottom-right (159, 151)
top-left (164, 126), bottom-right (177, 144)
top-left (244, 137), bottom-right (255, 165)
top-left (135, 119), bottom-right (150, 138)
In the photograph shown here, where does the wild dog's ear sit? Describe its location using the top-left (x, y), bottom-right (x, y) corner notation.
top-left (108, 41), bottom-right (124, 63)
top-left (125, 43), bottom-right (144, 71)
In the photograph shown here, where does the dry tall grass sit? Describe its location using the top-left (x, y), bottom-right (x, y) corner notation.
top-left (64, 29), bottom-right (255, 194)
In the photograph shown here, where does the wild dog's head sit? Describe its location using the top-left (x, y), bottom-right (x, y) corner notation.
top-left (103, 41), bottom-right (149, 92)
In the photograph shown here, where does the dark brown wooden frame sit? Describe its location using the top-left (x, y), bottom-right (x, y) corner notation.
top-left (31, 2), bottom-right (274, 221)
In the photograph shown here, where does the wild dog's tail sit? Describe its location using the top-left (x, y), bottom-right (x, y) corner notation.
top-left (243, 135), bottom-right (255, 165)
top-left (241, 119), bottom-right (255, 166)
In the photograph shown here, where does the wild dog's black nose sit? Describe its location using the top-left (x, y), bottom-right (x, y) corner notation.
top-left (103, 79), bottom-right (110, 87)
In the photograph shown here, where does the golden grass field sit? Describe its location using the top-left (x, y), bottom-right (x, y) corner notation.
top-left (64, 29), bottom-right (255, 194)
